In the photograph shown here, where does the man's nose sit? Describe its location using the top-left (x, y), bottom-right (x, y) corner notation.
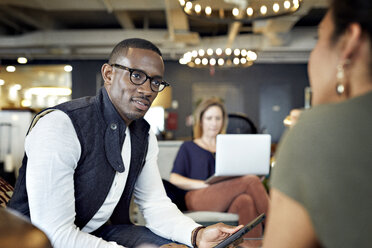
top-left (137, 78), bottom-right (153, 95)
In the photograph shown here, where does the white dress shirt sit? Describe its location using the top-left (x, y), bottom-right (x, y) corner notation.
top-left (25, 110), bottom-right (199, 248)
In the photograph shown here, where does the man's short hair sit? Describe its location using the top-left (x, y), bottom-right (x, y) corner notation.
top-left (108, 38), bottom-right (162, 64)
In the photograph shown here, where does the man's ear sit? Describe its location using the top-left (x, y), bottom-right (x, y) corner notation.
top-left (101, 63), bottom-right (113, 85)
top-left (340, 23), bottom-right (362, 63)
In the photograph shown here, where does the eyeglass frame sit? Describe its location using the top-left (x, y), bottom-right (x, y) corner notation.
top-left (110, 63), bottom-right (170, 92)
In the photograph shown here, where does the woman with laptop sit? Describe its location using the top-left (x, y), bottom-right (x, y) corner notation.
top-left (169, 98), bottom-right (269, 238)
top-left (263, 0), bottom-right (372, 247)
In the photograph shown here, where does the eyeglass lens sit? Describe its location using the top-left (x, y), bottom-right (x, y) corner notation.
top-left (130, 70), bottom-right (165, 92)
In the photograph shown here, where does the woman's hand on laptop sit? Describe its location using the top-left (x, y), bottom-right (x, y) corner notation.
top-left (196, 223), bottom-right (244, 248)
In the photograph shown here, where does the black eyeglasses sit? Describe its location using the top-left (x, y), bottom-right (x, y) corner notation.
top-left (111, 64), bottom-right (170, 92)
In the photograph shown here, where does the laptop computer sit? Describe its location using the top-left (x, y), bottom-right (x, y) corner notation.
top-left (205, 134), bottom-right (271, 184)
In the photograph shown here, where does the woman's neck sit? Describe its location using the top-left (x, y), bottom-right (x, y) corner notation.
top-left (195, 135), bottom-right (216, 153)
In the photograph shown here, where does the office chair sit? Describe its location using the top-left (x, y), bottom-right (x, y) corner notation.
top-left (226, 113), bottom-right (258, 134)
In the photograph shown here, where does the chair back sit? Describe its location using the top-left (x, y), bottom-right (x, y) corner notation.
top-left (227, 113), bottom-right (258, 134)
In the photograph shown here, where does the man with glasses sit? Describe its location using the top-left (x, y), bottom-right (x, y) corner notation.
top-left (8, 38), bottom-right (242, 248)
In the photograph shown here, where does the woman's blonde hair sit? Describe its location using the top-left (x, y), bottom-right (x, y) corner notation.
top-left (193, 98), bottom-right (228, 139)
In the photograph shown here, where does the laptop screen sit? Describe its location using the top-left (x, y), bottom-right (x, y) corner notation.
top-left (215, 134), bottom-right (271, 176)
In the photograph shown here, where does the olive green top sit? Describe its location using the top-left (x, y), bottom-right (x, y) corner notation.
top-left (271, 91), bottom-right (372, 248)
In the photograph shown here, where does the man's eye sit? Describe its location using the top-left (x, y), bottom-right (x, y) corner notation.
top-left (152, 80), bottom-right (161, 87)
top-left (131, 71), bottom-right (142, 79)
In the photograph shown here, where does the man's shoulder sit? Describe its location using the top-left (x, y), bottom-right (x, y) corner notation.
top-left (54, 95), bottom-right (96, 113)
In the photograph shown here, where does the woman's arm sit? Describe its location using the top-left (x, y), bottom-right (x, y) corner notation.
top-left (262, 189), bottom-right (321, 248)
top-left (169, 173), bottom-right (208, 191)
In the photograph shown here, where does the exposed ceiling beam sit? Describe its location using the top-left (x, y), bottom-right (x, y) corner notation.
top-left (114, 11), bottom-right (135, 30)
top-left (164, 0), bottom-right (200, 45)
top-left (1, 6), bottom-right (53, 30)
top-left (0, 0), bottom-right (167, 11)
top-left (0, 28), bottom-right (316, 62)
top-left (0, 12), bottom-right (24, 32)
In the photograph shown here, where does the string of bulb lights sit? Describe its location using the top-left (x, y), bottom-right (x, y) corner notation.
top-left (178, 0), bottom-right (302, 23)
top-left (179, 48), bottom-right (257, 68)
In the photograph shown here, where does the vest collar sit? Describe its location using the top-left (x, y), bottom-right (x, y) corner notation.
top-left (98, 87), bottom-right (127, 173)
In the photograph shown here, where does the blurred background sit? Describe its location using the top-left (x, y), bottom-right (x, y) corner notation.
top-left (0, 0), bottom-right (324, 183)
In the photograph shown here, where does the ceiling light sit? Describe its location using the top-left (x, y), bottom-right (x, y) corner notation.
top-left (0, 79), bottom-right (4, 86)
top-left (232, 8), bottom-right (239, 17)
top-left (195, 4), bottom-right (201, 14)
top-left (185, 1), bottom-right (192, 11)
top-left (260, 5), bottom-right (267, 15)
top-left (273, 3), bottom-right (280, 12)
top-left (180, 48), bottom-right (258, 68)
top-left (284, 1), bottom-right (291, 9)
top-left (178, 0), bottom-right (301, 23)
top-left (6, 66), bottom-right (16, 72)
top-left (205, 6), bottom-right (212, 15)
top-left (179, 0), bottom-right (185, 7)
top-left (17, 57), bottom-right (28, 64)
top-left (225, 48), bottom-right (232, 56)
top-left (246, 7), bottom-right (253, 16)
top-left (64, 65), bottom-right (73, 72)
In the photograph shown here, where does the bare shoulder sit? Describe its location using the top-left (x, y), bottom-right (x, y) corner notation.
top-left (263, 189), bottom-right (321, 248)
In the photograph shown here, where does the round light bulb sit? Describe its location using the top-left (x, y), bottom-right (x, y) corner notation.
top-left (225, 48), bottom-right (232, 56)
top-left (202, 58), bottom-right (208, 65)
top-left (185, 1), bottom-right (192, 11)
top-left (192, 50), bottom-right (198, 57)
top-left (198, 49), bottom-right (205, 56)
top-left (195, 4), bottom-right (201, 13)
top-left (260, 5), bottom-right (267, 15)
top-left (179, 0), bottom-right (185, 7)
top-left (247, 51), bottom-right (257, 61)
top-left (17, 57), bottom-right (28, 64)
top-left (284, 1), bottom-right (290, 9)
top-left (207, 48), bottom-right (213, 56)
top-left (218, 58), bottom-right (224, 66)
top-left (240, 58), bottom-right (247, 64)
top-left (273, 3), bottom-right (280, 12)
top-left (234, 49), bottom-right (240, 56)
top-left (205, 6), bottom-right (212, 15)
top-left (0, 79), bottom-right (5, 85)
top-left (233, 58), bottom-right (240, 65)
top-left (6, 66), bottom-right (16, 72)
top-left (232, 8), bottom-right (239, 17)
top-left (246, 7), bottom-right (253, 16)
top-left (195, 58), bottom-right (201, 65)
top-left (241, 49), bottom-right (247, 56)
top-left (216, 48), bottom-right (222, 55)
top-left (210, 58), bottom-right (216, 66)
top-left (64, 65), bottom-right (73, 72)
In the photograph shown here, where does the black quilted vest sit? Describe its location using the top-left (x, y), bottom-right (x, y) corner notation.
top-left (8, 87), bottom-right (150, 229)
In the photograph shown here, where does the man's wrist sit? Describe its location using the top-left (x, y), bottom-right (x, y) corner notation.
top-left (191, 226), bottom-right (205, 248)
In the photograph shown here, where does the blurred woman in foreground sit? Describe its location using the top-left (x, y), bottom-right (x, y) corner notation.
top-left (263, 0), bottom-right (372, 247)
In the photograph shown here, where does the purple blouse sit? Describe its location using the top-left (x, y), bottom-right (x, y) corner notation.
top-left (171, 141), bottom-right (215, 180)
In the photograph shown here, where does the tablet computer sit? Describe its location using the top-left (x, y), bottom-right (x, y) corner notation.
top-left (214, 213), bottom-right (265, 248)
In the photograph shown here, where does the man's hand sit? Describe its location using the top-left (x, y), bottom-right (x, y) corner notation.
top-left (196, 223), bottom-right (244, 248)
